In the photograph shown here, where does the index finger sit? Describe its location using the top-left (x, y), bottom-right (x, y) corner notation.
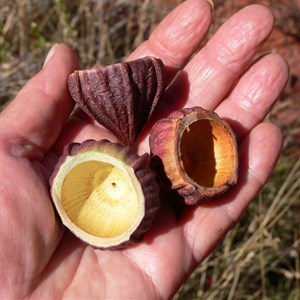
top-left (128, 0), bottom-right (212, 83)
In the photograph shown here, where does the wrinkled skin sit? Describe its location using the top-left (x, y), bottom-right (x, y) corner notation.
top-left (0, 1), bottom-right (288, 299)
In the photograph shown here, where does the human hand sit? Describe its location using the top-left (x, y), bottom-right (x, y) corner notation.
top-left (0, 1), bottom-right (288, 298)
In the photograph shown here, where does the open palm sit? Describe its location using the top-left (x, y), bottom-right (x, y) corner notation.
top-left (0, 1), bottom-right (288, 299)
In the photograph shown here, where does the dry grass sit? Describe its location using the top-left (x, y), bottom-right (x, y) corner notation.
top-left (0, 0), bottom-right (180, 106)
top-left (0, 1), bottom-right (300, 299)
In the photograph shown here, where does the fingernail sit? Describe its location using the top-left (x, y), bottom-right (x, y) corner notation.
top-left (43, 44), bottom-right (58, 68)
top-left (205, 0), bottom-right (214, 9)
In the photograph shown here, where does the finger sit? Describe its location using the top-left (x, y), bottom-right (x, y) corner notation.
top-left (182, 123), bottom-right (282, 263)
top-left (128, 0), bottom-right (212, 82)
top-left (138, 54), bottom-right (287, 154)
top-left (169, 4), bottom-right (275, 110)
top-left (216, 53), bottom-right (289, 139)
top-left (0, 44), bottom-right (79, 157)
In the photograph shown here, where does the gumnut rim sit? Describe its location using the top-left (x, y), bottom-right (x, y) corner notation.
top-left (149, 106), bottom-right (239, 205)
top-left (50, 139), bottom-right (160, 250)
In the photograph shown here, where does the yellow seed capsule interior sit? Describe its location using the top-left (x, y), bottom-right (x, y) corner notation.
top-left (180, 120), bottom-right (236, 187)
top-left (61, 160), bottom-right (138, 238)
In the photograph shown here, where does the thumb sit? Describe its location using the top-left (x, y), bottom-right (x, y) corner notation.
top-left (0, 43), bottom-right (79, 157)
